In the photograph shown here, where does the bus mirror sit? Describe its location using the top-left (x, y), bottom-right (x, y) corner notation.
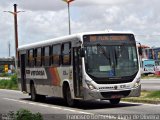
top-left (138, 47), bottom-right (142, 56)
top-left (80, 48), bottom-right (85, 57)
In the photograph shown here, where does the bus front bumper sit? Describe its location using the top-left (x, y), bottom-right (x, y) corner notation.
top-left (83, 85), bottom-right (141, 100)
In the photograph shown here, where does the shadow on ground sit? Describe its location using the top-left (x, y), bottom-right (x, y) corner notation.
top-left (21, 96), bottom-right (141, 110)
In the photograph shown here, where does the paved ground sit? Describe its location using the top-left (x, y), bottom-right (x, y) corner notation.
top-left (141, 79), bottom-right (160, 91)
top-left (0, 89), bottom-right (160, 120)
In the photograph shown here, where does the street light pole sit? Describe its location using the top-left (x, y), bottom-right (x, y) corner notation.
top-left (62, 0), bottom-right (74, 35)
top-left (67, 2), bottom-right (71, 35)
top-left (4, 4), bottom-right (24, 69)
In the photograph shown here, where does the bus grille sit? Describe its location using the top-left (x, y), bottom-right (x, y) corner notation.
top-left (95, 79), bottom-right (133, 84)
top-left (100, 90), bottom-right (131, 98)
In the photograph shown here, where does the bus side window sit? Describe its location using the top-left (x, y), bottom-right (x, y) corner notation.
top-left (34, 49), bottom-right (37, 66)
top-left (26, 50), bottom-right (29, 66)
top-left (62, 42), bottom-right (71, 65)
top-left (44, 46), bottom-right (50, 66)
top-left (35, 48), bottom-right (42, 67)
top-left (28, 49), bottom-right (34, 67)
top-left (52, 44), bottom-right (61, 66)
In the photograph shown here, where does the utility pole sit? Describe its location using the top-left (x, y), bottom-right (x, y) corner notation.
top-left (4, 4), bottom-right (24, 69)
top-left (14, 4), bottom-right (18, 61)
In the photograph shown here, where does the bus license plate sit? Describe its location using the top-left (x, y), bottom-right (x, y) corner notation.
top-left (111, 95), bottom-right (123, 99)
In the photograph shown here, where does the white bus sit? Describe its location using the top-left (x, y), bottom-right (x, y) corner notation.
top-left (141, 59), bottom-right (155, 75)
top-left (17, 31), bottom-right (141, 106)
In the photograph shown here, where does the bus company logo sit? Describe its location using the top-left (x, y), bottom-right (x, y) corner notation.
top-left (31, 70), bottom-right (45, 76)
top-left (114, 86), bottom-right (118, 90)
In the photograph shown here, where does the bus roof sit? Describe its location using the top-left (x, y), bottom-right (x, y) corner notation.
top-left (142, 59), bottom-right (155, 61)
top-left (18, 31), bottom-right (134, 51)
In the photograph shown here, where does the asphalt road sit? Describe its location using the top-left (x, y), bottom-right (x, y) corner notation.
top-left (0, 89), bottom-right (160, 120)
top-left (141, 79), bottom-right (160, 91)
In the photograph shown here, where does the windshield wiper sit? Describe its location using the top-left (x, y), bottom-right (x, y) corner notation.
top-left (114, 49), bottom-right (118, 66)
top-left (97, 43), bottom-right (111, 64)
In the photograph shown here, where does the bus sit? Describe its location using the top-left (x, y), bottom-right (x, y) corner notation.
top-left (17, 31), bottom-right (141, 106)
top-left (141, 59), bottom-right (155, 75)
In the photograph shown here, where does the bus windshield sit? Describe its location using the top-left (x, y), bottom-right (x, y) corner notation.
top-left (84, 45), bottom-right (138, 78)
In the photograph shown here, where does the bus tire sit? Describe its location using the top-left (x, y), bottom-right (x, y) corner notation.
top-left (109, 98), bottom-right (121, 105)
top-left (64, 84), bottom-right (75, 106)
top-left (30, 83), bottom-right (38, 101)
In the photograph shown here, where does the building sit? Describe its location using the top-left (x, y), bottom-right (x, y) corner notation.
top-left (0, 57), bottom-right (15, 74)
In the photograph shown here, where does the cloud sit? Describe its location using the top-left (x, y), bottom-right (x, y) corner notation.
top-left (0, 0), bottom-right (130, 11)
top-left (0, 0), bottom-right (65, 11)
top-left (18, 10), bottom-right (69, 45)
top-left (0, 0), bottom-right (160, 57)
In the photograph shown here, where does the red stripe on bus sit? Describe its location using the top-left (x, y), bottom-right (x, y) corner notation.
top-left (49, 67), bottom-right (60, 86)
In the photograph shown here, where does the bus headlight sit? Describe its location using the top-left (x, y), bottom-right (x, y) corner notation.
top-left (133, 78), bottom-right (141, 88)
top-left (85, 80), bottom-right (96, 90)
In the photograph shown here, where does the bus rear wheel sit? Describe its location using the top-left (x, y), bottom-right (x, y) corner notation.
top-left (30, 84), bottom-right (38, 101)
top-left (109, 98), bottom-right (121, 105)
top-left (30, 84), bottom-right (46, 102)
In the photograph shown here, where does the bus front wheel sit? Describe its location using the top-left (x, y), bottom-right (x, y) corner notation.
top-left (109, 98), bottom-right (121, 105)
top-left (64, 85), bottom-right (75, 106)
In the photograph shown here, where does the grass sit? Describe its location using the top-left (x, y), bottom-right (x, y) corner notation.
top-left (15, 109), bottom-right (43, 120)
top-left (122, 90), bottom-right (160, 104)
top-left (0, 74), bottom-right (18, 90)
top-left (146, 91), bottom-right (160, 98)
top-left (6, 109), bottom-right (43, 120)
top-left (0, 72), bottom-right (10, 77)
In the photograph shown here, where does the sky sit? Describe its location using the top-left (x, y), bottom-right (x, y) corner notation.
top-left (0, 0), bottom-right (160, 57)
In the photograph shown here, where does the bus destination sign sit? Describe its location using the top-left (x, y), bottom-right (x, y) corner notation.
top-left (83, 34), bottom-right (132, 42)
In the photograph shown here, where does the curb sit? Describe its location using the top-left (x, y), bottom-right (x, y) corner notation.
top-left (122, 99), bottom-right (160, 104)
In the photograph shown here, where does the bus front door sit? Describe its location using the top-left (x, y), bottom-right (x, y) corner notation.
top-left (73, 47), bottom-right (83, 98)
top-left (20, 54), bottom-right (27, 92)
